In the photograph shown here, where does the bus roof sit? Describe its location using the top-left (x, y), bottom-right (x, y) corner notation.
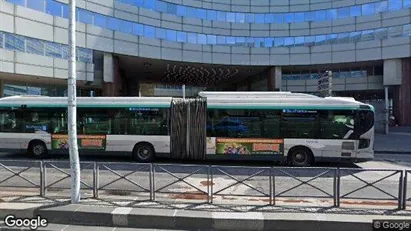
top-left (0, 93), bottom-right (374, 111)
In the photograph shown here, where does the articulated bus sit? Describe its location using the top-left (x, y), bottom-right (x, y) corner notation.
top-left (0, 92), bottom-right (374, 166)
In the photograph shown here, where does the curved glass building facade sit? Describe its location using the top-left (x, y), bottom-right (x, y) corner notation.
top-left (0, 0), bottom-right (411, 127)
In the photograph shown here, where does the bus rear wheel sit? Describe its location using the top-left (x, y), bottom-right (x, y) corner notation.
top-left (288, 147), bottom-right (313, 167)
top-left (29, 141), bottom-right (48, 159)
top-left (132, 143), bottom-right (155, 163)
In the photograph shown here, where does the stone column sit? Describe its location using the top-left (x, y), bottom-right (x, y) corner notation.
top-left (267, 66), bottom-right (282, 91)
top-left (392, 58), bottom-right (411, 126)
top-left (102, 53), bottom-right (124, 96)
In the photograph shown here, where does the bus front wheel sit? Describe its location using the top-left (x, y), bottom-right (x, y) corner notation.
top-left (132, 143), bottom-right (155, 163)
top-left (29, 141), bottom-right (48, 159)
top-left (288, 147), bottom-right (314, 167)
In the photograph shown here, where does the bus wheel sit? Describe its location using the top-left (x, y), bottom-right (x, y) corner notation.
top-left (288, 147), bottom-right (313, 167)
top-left (132, 143), bottom-right (155, 163)
top-left (29, 141), bottom-right (48, 159)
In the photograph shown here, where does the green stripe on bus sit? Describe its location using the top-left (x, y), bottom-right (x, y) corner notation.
top-left (207, 105), bottom-right (360, 110)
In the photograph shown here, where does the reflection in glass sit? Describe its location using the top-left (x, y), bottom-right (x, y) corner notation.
top-left (45, 41), bottom-right (62, 58)
top-left (217, 36), bottom-right (226, 45)
top-left (94, 14), bottom-right (107, 28)
top-left (5, 34), bottom-right (24, 52)
top-left (304, 36), bottom-right (315, 46)
top-left (316, 10), bottom-right (326, 21)
top-left (0, 32), bottom-right (3, 49)
top-left (375, 1), bottom-right (388, 12)
top-left (207, 10), bottom-right (217, 20)
top-left (187, 33), bottom-right (197, 43)
top-left (166, 29), bottom-right (177, 41)
top-left (350, 5), bottom-right (361, 16)
top-left (327, 34), bottom-right (337, 44)
top-left (403, 24), bottom-right (411, 36)
top-left (337, 7), bottom-right (350, 19)
top-left (405, 0), bottom-right (411, 7)
top-left (388, 25), bottom-right (403, 37)
top-left (27, 0), bottom-right (44, 12)
top-left (350, 31), bottom-right (362, 42)
top-left (236, 13), bottom-right (245, 23)
top-left (388, 0), bottom-right (402, 10)
top-left (361, 30), bottom-right (374, 41)
top-left (177, 31), bottom-right (187, 42)
top-left (156, 28), bottom-right (166, 39)
top-left (375, 28), bottom-right (388, 39)
top-left (133, 23), bottom-right (144, 36)
top-left (362, 3), bottom-right (375, 15)
top-left (26, 37), bottom-right (44, 55)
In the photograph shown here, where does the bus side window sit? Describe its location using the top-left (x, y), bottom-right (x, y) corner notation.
top-left (0, 110), bottom-right (18, 132)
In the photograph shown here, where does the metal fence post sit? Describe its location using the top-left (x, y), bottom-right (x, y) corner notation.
top-left (93, 162), bottom-right (97, 198)
top-left (149, 163), bottom-right (153, 201)
top-left (336, 168), bottom-right (340, 207)
top-left (210, 166), bottom-right (213, 204)
top-left (152, 163), bottom-right (156, 201)
top-left (269, 167), bottom-right (273, 205)
top-left (207, 165), bottom-right (211, 204)
top-left (404, 171), bottom-right (408, 210)
top-left (40, 161), bottom-right (44, 197)
top-left (398, 170), bottom-right (404, 210)
top-left (43, 162), bottom-right (47, 196)
top-left (333, 168), bottom-right (337, 207)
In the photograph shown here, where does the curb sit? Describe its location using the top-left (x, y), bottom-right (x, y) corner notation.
top-left (375, 151), bottom-right (411, 154)
top-left (0, 203), bottom-right (404, 231)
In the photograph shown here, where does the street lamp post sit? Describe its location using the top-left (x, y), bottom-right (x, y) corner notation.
top-left (68, 0), bottom-right (81, 204)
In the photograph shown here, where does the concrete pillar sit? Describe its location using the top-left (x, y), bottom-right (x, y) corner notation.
top-left (0, 79), bottom-right (4, 97)
top-left (393, 58), bottom-right (411, 126)
top-left (102, 53), bottom-right (123, 96)
top-left (267, 66), bottom-right (282, 91)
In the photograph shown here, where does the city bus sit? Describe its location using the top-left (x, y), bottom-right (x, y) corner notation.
top-left (0, 92), bottom-right (374, 166)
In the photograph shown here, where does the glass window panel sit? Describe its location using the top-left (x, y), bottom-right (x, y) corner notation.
top-left (7, 0), bottom-right (25, 6)
top-left (264, 14), bottom-right (274, 23)
top-left (177, 31), bottom-right (186, 42)
top-left (186, 7), bottom-right (196, 17)
top-left (28, 0), bottom-right (44, 12)
top-left (264, 38), bottom-right (273, 48)
top-left (376, 1), bottom-right (388, 12)
top-left (274, 37), bottom-right (284, 47)
top-left (273, 13), bottom-right (283, 23)
top-left (350, 31), bottom-right (362, 42)
top-left (62, 4), bottom-right (69, 18)
top-left (350, 5), bottom-right (361, 17)
top-left (46, 0), bottom-right (62, 16)
top-left (326, 9), bottom-right (337, 20)
top-left (375, 28), bottom-right (388, 39)
top-left (227, 12), bottom-right (235, 22)
top-left (77, 48), bottom-right (92, 63)
top-left (327, 34), bottom-right (338, 44)
top-left (403, 24), bottom-right (411, 36)
top-left (78, 8), bottom-right (93, 24)
top-left (246, 13), bottom-right (255, 23)
top-left (295, 12), bottom-right (304, 22)
top-left (198, 9), bottom-right (207, 20)
top-left (285, 13), bottom-right (294, 23)
top-left (304, 36), bottom-right (315, 46)
top-left (236, 13), bottom-right (245, 23)
top-left (236, 37), bottom-right (245, 46)
top-left (5, 33), bottom-right (24, 52)
top-left (255, 14), bottom-right (265, 23)
top-left (26, 37), bottom-right (44, 55)
top-left (62, 45), bottom-right (69, 59)
top-left (388, 25), bottom-right (403, 37)
top-left (217, 11), bottom-right (226, 21)
top-left (337, 7), bottom-right (350, 19)
top-left (217, 36), bottom-right (226, 44)
top-left (107, 17), bottom-right (121, 31)
top-left (207, 35), bottom-right (216, 45)
top-left (197, 34), bottom-right (206, 44)
top-left (166, 29), bottom-right (177, 41)
top-left (315, 35), bottom-right (326, 45)
top-left (155, 1), bottom-right (167, 12)
top-left (120, 20), bottom-right (133, 34)
top-left (404, 0), bottom-right (411, 7)
top-left (284, 37), bottom-right (294, 46)
top-left (361, 30), bottom-right (375, 41)
top-left (316, 10), bottom-right (326, 21)
top-left (143, 0), bottom-right (155, 10)
top-left (337, 32), bottom-right (350, 43)
top-left (388, 0), bottom-right (401, 11)
top-left (227, 36), bottom-right (235, 44)
top-left (295, 36), bottom-right (304, 46)
top-left (0, 32), bottom-right (3, 49)
top-left (362, 3), bottom-right (375, 15)
top-left (45, 41), bottom-right (62, 58)
top-left (246, 37), bottom-right (254, 47)
top-left (176, 5), bottom-right (186, 16)
top-left (254, 38), bottom-right (263, 48)
top-left (94, 14), bottom-right (107, 28)
top-left (167, 3), bottom-right (177, 14)
top-left (155, 28), bottom-right (166, 39)
top-left (132, 23), bottom-right (143, 35)
top-left (207, 10), bottom-right (217, 20)
top-left (187, 33), bottom-right (197, 43)
top-left (144, 25), bottom-right (155, 38)
top-left (305, 11), bottom-right (316, 21)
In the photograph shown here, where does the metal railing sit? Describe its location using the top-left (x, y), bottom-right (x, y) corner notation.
top-left (0, 160), bottom-right (409, 210)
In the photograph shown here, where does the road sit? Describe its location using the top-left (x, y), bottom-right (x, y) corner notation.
top-left (0, 152), bottom-right (410, 206)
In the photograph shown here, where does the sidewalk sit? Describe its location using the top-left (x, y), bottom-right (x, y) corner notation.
top-left (0, 195), bottom-right (410, 231)
top-left (375, 127), bottom-right (411, 154)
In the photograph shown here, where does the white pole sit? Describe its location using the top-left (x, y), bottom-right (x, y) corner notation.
top-left (384, 86), bottom-right (389, 135)
top-left (182, 84), bottom-right (186, 99)
top-left (68, 0), bottom-right (80, 204)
